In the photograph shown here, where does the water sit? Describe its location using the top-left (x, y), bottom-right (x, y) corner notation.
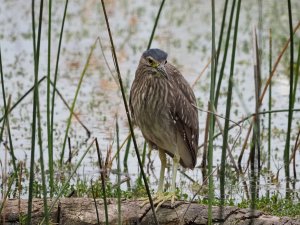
top-left (0, 0), bottom-right (300, 201)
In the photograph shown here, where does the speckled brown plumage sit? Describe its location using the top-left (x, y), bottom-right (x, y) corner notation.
top-left (129, 49), bottom-right (199, 169)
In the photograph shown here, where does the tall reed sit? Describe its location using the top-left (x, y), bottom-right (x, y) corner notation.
top-left (0, 50), bottom-right (18, 174)
top-left (116, 118), bottom-right (122, 225)
top-left (53, 0), bottom-right (69, 168)
top-left (218, 0), bottom-right (236, 204)
top-left (36, 90), bottom-right (48, 224)
top-left (207, 0), bottom-right (216, 223)
top-left (123, 135), bottom-right (131, 189)
top-left (215, 0), bottom-right (234, 107)
top-left (46, 0), bottom-right (53, 198)
top-left (284, 0), bottom-right (294, 199)
top-left (220, 0), bottom-right (241, 205)
top-left (267, 29), bottom-right (272, 199)
top-left (250, 28), bottom-right (261, 211)
top-left (0, 47), bottom-right (7, 143)
top-left (95, 138), bottom-right (109, 225)
top-left (27, 0), bottom-right (44, 224)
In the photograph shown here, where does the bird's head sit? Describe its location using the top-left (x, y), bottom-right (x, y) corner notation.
top-left (139, 48), bottom-right (168, 78)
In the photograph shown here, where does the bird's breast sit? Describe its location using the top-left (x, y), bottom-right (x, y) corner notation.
top-left (132, 78), bottom-right (176, 150)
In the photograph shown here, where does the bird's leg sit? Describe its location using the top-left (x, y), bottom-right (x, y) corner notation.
top-left (153, 152), bottom-right (180, 210)
top-left (170, 153), bottom-right (180, 203)
top-left (141, 149), bottom-right (179, 211)
top-left (157, 150), bottom-right (166, 194)
top-left (140, 149), bottom-right (166, 207)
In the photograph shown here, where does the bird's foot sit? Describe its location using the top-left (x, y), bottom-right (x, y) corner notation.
top-left (153, 191), bottom-right (177, 211)
top-left (140, 192), bottom-right (163, 207)
top-left (141, 191), bottom-right (177, 211)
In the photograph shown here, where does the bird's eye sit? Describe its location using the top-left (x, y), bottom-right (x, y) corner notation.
top-left (165, 60), bottom-right (167, 64)
top-left (147, 57), bottom-right (154, 65)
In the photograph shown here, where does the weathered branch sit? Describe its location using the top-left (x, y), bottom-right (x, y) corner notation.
top-left (0, 198), bottom-right (299, 225)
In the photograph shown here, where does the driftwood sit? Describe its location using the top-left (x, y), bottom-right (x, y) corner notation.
top-left (1, 198), bottom-right (299, 225)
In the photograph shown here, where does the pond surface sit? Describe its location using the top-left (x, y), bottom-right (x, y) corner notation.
top-left (1, 0), bottom-right (300, 201)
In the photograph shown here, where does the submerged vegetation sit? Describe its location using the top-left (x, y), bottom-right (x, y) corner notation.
top-left (0, 0), bottom-right (300, 224)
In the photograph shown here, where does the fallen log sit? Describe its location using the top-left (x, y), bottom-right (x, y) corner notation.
top-left (0, 198), bottom-right (299, 224)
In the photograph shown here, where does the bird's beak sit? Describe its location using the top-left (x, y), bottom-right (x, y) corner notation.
top-left (157, 63), bottom-right (168, 79)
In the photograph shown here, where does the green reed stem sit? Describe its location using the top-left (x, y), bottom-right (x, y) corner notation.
top-left (147, 0), bottom-right (165, 50)
top-left (284, 0), bottom-right (294, 199)
top-left (267, 29), bottom-right (272, 199)
top-left (27, 0), bottom-right (44, 224)
top-left (100, 1), bottom-right (159, 223)
top-left (220, 0), bottom-right (241, 206)
top-left (95, 138), bottom-right (109, 225)
top-left (0, 48), bottom-right (18, 173)
top-left (137, 141), bottom-right (147, 185)
top-left (292, 41), bottom-right (300, 110)
top-left (60, 39), bottom-right (96, 166)
top-left (36, 92), bottom-right (49, 224)
top-left (123, 136), bottom-right (131, 170)
top-left (91, 180), bottom-right (101, 225)
top-left (3, 96), bottom-right (18, 172)
top-left (0, 46), bottom-right (7, 143)
top-left (208, 0), bottom-right (216, 223)
top-left (52, 0), bottom-right (69, 167)
top-left (215, 0), bottom-right (236, 106)
top-left (116, 118), bottom-right (122, 225)
top-left (123, 135), bottom-right (131, 189)
top-left (47, 0), bottom-right (54, 198)
top-left (213, 0), bottom-right (228, 100)
top-left (251, 29), bottom-right (261, 211)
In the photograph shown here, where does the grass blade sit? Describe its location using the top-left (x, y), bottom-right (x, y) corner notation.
top-left (116, 117), bottom-right (122, 225)
top-left (123, 135), bottom-right (131, 189)
top-left (207, 0), bottom-right (216, 222)
top-left (283, 0), bottom-right (294, 199)
top-left (52, 0), bottom-right (69, 168)
top-left (46, 0), bottom-right (54, 198)
top-left (250, 27), bottom-right (261, 213)
top-left (95, 138), bottom-right (109, 225)
top-left (220, 0), bottom-right (242, 194)
top-left (91, 180), bottom-right (101, 225)
top-left (0, 48), bottom-right (18, 174)
top-left (0, 46), bottom-right (7, 143)
top-left (215, 0), bottom-right (236, 106)
top-left (27, 0), bottom-right (44, 224)
top-left (267, 29), bottom-right (272, 199)
top-left (36, 92), bottom-right (48, 224)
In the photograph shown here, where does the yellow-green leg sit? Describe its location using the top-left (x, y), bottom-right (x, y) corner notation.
top-left (153, 153), bottom-right (179, 210)
top-left (157, 150), bottom-right (166, 193)
top-left (170, 153), bottom-right (180, 197)
top-left (141, 150), bottom-right (179, 210)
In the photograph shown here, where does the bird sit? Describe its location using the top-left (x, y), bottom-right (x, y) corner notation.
top-left (129, 48), bottom-right (199, 206)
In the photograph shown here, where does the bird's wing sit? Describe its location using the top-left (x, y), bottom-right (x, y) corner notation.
top-left (166, 64), bottom-right (199, 168)
top-left (166, 64), bottom-right (197, 106)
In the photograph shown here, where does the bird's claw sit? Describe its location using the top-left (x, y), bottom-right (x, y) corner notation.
top-left (141, 192), bottom-right (177, 211)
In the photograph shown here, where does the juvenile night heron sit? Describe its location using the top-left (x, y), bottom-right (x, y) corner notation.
top-left (129, 48), bottom-right (199, 204)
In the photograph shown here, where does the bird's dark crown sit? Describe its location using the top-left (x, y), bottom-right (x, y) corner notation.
top-left (142, 48), bottom-right (168, 62)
